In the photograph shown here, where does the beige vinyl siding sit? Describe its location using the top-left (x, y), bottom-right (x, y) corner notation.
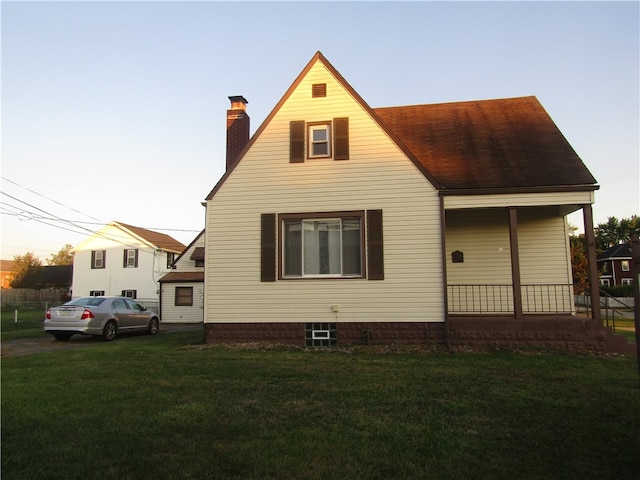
top-left (445, 207), bottom-right (573, 313)
top-left (205, 60), bottom-right (444, 324)
top-left (445, 209), bottom-right (512, 313)
top-left (517, 208), bottom-right (573, 313)
top-left (443, 191), bottom-right (594, 210)
top-left (160, 283), bottom-right (204, 323)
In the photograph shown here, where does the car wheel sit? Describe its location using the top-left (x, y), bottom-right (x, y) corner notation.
top-left (54, 333), bottom-right (73, 341)
top-left (102, 320), bottom-right (117, 341)
top-left (147, 317), bottom-right (159, 335)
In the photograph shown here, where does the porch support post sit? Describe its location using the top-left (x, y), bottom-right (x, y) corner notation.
top-left (582, 204), bottom-right (601, 323)
top-left (508, 207), bottom-right (523, 319)
top-left (439, 195), bottom-right (452, 351)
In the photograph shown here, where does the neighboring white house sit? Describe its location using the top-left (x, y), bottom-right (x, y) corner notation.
top-left (71, 221), bottom-right (186, 311)
top-left (159, 230), bottom-right (205, 323)
top-left (198, 52), bottom-right (624, 352)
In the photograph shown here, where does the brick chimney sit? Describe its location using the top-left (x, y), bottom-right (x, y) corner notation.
top-left (226, 95), bottom-right (249, 170)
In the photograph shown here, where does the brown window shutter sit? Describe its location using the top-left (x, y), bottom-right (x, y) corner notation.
top-left (333, 117), bottom-right (349, 160)
top-left (290, 121), bottom-right (305, 163)
top-left (261, 213), bottom-right (277, 282)
top-left (367, 210), bottom-right (384, 280)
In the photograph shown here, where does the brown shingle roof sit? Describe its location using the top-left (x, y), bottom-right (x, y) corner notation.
top-left (190, 247), bottom-right (205, 261)
top-left (373, 96), bottom-right (597, 191)
top-left (115, 222), bottom-right (186, 253)
top-left (158, 271), bottom-right (204, 283)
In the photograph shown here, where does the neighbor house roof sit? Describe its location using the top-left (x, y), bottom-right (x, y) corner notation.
top-left (0, 260), bottom-right (15, 271)
top-left (158, 271), bottom-right (204, 283)
top-left (115, 222), bottom-right (186, 253)
top-left (190, 247), bottom-right (205, 261)
top-left (169, 230), bottom-right (205, 266)
top-left (597, 244), bottom-right (632, 261)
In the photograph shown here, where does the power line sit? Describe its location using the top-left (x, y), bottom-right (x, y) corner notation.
top-left (1, 176), bottom-right (104, 223)
top-left (1, 176), bottom-right (201, 235)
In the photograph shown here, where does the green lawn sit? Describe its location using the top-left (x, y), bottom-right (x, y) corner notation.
top-left (1, 307), bottom-right (47, 341)
top-left (2, 329), bottom-right (639, 480)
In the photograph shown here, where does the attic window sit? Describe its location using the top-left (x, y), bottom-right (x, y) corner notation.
top-left (312, 83), bottom-right (326, 98)
top-left (309, 123), bottom-right (331, 158)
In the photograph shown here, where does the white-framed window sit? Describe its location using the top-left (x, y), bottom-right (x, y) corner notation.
top-left (90, 290), bottom-right (105, 296)
top-left (308, 123), bottom-right (331, 158)
top-left (600, 279), bottom-right (611, 286)
top-left (121, 289), bottom-right (137, 299)
top-left (622, 278), bottom-right (633, 285)
top-left (91, 250), bottom-right (105, 269)
top-left (282, 214), bottom-right (362, 278)
top-left (621, 260), bottom-right (630, 272)
top-left (124, 249), bottom-right (138, 268)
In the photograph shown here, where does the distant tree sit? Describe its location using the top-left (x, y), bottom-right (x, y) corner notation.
top-left (47, 244), bottom-right (74, 266)
top-left (10, 252), bottom-right (43, 288)
top-left (594, 215), bottom-right (640, 250)
top-left (569, 232), bottom-right (590, 294)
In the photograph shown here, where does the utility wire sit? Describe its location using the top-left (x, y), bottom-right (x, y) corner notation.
top-left (1, 191), bottom-right (195, 251)
top-left (1, 176), bottom-right (104, 223)
top-left (1, 176), bottom-right (200, 235)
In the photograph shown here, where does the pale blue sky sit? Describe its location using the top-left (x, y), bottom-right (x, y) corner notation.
top-left (1, 1), bottom-right (638, 260)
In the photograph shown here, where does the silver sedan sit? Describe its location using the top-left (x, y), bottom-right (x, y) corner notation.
top-left (44, 296), bottom-right (160, 341)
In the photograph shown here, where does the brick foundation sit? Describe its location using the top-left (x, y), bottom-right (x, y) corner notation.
top-left (204, 317), bottom-right (635, 354)
top-left (205, 322), bottom-right (446, 346)
top-left (448, 315), bottom-right (636, 354)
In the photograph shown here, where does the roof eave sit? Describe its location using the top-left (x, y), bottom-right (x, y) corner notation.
top-left (438, 184), bottom-right (600, 196)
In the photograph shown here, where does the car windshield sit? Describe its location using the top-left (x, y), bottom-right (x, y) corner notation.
top-left (66, 297), bottom-right (106, 307)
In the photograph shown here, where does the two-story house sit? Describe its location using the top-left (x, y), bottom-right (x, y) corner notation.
top-left (72, 221), bottom-right (186, 311)
top-left (597, 244), bottom-right (634, 287)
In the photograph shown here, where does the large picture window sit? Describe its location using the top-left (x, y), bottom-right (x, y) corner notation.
top-left (261, 210), bottom-right (383, 282)
top-left (283, 218), bottom-right (361, 277)
top-left (280, 212), bottom-right (363, 279)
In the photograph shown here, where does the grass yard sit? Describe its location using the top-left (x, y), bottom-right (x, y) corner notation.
top-left (1, 307), bottom-right (48, 341)
top-left (2, 329), bottom-right (639, 480)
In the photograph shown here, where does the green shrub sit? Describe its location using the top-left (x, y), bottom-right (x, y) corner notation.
top-left (601, 284), bottom-right (634, 297)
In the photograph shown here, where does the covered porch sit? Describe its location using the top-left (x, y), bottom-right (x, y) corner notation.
top-left (439, 197), bottom-right (633, 352)
top-left (441, 191), bottom-right (601, 321)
